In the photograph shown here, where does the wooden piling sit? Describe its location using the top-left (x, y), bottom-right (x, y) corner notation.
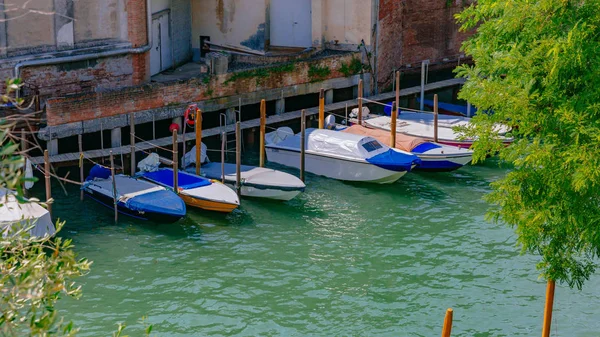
top-left (300, 109), bottom-right (306, 182)
top-left (235, 122), bottom-right (241, 198)
top-left (395, 71), bottom-right (400, 115)
top-left (390, 102), bottom-right (397, 148)
top-left (196, 109), bottom-right (202, 176)
top-left (542, 280), bottom-right (556, 337)
top-left (172, 130), bottom-right (178, 193)
top-left (44, 150), bottom-right (52, 218)
top-left (78, 134), bottom-right (84, 201)
top-left (20, 129), bottom-right (27, 196)
top-left (109, 151), bottom-right (118, 223)
top-left (433, 94), bottom-right (439, 143)
top-left (441, 308), bottom-right (453, 337)
top-left (319, 88), bottom-right (325, 129)
top-left (221, 131), bottom-right (226, 183)
top-left (357, 80), bottom-right (364, 125)
top-left (259, 99), bottom-right (266, 167)
top-left (130, 113), bottom-right (135, 176)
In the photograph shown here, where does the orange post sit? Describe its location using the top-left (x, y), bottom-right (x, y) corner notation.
top-left (260, 99), bottom-right (266, 167)
top-left (542, 280), bottom-right (556, 337)
top-left (441, 308), bottom-right (453, 337)
top-left (390, 102), bottom-right (397, 148)
top-left (319, 88), bottom-right (325, 129)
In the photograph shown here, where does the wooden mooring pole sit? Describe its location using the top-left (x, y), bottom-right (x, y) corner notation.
top-left (433, 94), bottom-right (439, 143)
top-left (358, 79), bottom-right (364, 125)
top-left (319, 88), bottom-right (325, 129)
top-left (109, 151), bottom-right (118, 223)
top-left (235, 121), bottom-right (242, 198)
top-left (221, 131), bottom-right (226, 183)
top-left (395, 70), bottom-right (400, 113)
top-left (259, 99), bottom-right (266, 167)
top-left (78, 134), bottom-right (84, 201)
top-left (300, 109), bottom-right (306, 182)
top-left (172, 130), bottom-right (178, 193)
top-left (441, 308), bottom-right (453, 337)
top-left (196, 109), bottom-right (203, 176)
top-left (390, 102), bottom-right (397, 148)
top-left (542, 280), bottom-right (556, 337)
top-left (130, 113), bottom-right (135, 176)
top-left (44, 150), bottom-right (52, 218)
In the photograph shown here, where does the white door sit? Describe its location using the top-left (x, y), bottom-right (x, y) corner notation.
top-left (270, 0), bottom-right (312, 48)
top-left (150, 12), bottom-right (172, 76)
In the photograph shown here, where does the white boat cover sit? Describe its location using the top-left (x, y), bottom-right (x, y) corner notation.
top-left (271, 128), bottom-right (390, 160)
top-left (181, 144), bottom-right (208, 167)
top-left (0, 188), bottom-right (55, 238)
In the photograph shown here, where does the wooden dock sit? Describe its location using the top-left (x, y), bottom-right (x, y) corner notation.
top-left (30, 78), bottom-right (464, 165)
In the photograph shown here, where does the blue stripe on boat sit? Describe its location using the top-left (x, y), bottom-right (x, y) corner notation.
top-left (411, 142), bottom-right (442, 153)
top-left (126, 189), bottom-right (186, 217)
top-left (416, 160), bottom-right (463, 171)
top-left (141, 168), bottom-right (211, 190)
top-left (366, 149), bottom-right (421, 172)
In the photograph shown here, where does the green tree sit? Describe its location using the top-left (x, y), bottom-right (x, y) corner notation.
top-left (455, 0), bottom-right (600, 289)
top-left (0, 80), bottom-right (92, 336)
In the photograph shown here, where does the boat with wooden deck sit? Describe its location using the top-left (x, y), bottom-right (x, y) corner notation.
top-left (138, 168), bottom-right (240, 213)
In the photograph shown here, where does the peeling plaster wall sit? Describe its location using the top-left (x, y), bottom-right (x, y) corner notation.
top-left (171, 0), bottom-right (193, 66)
top-left (322, 0), bottom-right (372, 47)
top-left (5, 0), bottom-right (55, 54)
top-left (74, 0), bottom-right (122, 43)
top-left (191, 0), bottom-right (267, 59)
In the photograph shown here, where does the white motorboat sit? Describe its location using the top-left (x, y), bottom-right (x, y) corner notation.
top-left (182, 145), bottom-right (305, 201)
top-left (265, 127), bottom-right (421, 184)
top-left (340, 124), bottom-right (473, 172)
top-left (0, 188), bottom-right (56, 238)
top-left (361, 114), bottom-right (513, 148)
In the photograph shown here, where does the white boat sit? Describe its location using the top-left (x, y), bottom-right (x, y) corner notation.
top-left (340, 124), bottom-right (473, 172)
top-left (0, 188), bottom-right (56, 238)
top-left (137, 154), bottom-right (240, 213)
top-left (265, 127), bottom-right (421, 184)
top-left (182, 145), bottom-right (305, 201)
top-left (361, 114), bottom-right (513, 148)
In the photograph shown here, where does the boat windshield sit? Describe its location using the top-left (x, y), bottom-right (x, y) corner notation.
top-left (362, 140), bottom-right (383, 153)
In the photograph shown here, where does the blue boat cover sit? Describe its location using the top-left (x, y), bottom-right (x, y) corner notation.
top-left (411, 142), bottom-right (441, 154)
top-left (417, 98), bottom-right (477, 116)
top-left (141, 168), bottom-right (211, 190)
top-left (86, 164), bottom-right (110, 181)
top-left (366, 149), bottom-right (421, 172)
top-left (126, 189), bottom-right (186, 216)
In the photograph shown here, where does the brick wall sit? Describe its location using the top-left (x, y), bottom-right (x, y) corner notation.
top-left (377, 0), bottom-right (474, 88)
top-left (45, 53), bottom-right (359, 126)
top-left (127, 0), bottom-right (150, 84)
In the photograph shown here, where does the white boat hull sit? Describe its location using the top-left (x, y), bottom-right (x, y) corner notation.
top-left (266, 147), bottom-right (406, 184)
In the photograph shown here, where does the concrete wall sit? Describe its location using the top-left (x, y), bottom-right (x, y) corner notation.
top-left (5, 0), bottom-right (55, 53)
top-left (74, 0), bottom-right (123, 43)
top-left (376, 0), bottom-right (474, 88)
top-left (191, 0), bottom-right (267, 59)
top-left (321, 0), bottom-right (372, 47)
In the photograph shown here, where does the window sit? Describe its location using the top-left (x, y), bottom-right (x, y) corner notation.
top-left (362, 140), bottom-right (383, 153)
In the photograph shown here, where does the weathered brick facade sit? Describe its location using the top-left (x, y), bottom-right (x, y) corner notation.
top-left (45, 53), bottom-right (359, 126)
top-left (127, 0), bottom-right (151, 84)
top-left (376, 0), bottom-right (474, 88)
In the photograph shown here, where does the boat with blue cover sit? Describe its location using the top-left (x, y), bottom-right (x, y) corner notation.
top-left (265, 127), bottom-right (420, 184)
top-left (340, 124), bottom-right (472, 172)
top-left (138, 167), bottom-right (240, 213)
top-left (82, 165), bottom-right (186, 223)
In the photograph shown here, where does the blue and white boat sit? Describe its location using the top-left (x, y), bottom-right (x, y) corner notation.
top-left (82, 165), bottom-right (186, 223)
top-left (265, 127), bottom-right (420, 184)
top-left (339, 124), bottom-right (472, 172)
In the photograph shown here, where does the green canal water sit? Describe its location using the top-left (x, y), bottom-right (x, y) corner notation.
top-left (44, 159), bottom-right (599, 336)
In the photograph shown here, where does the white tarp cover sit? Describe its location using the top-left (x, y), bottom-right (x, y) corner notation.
top-left (271, 128), bottom-right (389, 160)
top-left (0, 188), bottom-right (55, 238)
top-left (137, 153), bottom-right (161, 172)
top-left (182, 143), bottom-right (208, 168)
